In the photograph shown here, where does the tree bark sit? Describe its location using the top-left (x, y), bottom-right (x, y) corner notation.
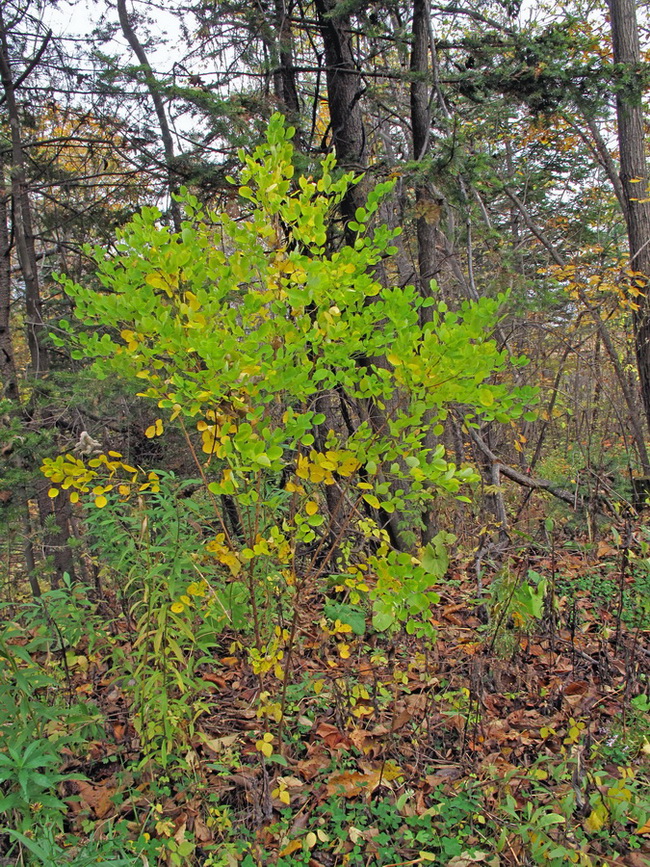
top-left (117, 0), bottom-right (182, 232)
top-left (608, 0), bottom-right (650, 435)
top-left (0, 8), bottom-right (75, 588)
top-left (314, 0), bottom-right (367, 227)
top-left (410, 0), bottom-right (439, 307)
top-left (273, 0), bottom-right (302, 143)
top-left (0, 11), bottom-right (49, 376)
top-left (0, 150), bottom-right (18, 401)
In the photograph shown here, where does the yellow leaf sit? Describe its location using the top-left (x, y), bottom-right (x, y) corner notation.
top-left (313, 680), bottom-right (324, 695)
top-left (338, 455), bottom-right (360, 476)
top-left (47, 488), bottom-right (59, 498)
top-left (584, 803), bottom-right (608, 832)
top-left (305, 832), bottom-right (317, 849)
top-left (94, 495), bottom-right (108, 508)
top-left (69, 492), bottom-right (79, 504)
top-left (170, 602), bottom-right (185, 613)
top-left (256, 739), bottom-right (273, 757)
top-left (338, 643), bottom-right (350, 659)
top-left (305, 500), bottom-right (318, 516)
top-left (279, 840), bottom-right (303, 857)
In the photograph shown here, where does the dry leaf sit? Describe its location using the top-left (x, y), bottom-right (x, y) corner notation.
top-left (316, 722), bottom-right (350, 750)
top-left (447, 852), bottom-right (494, 867)
top-left (325, 762), bottom-right (401, 800)
top-left (74, 780), bottom-right (116, 819)
top-left (295, 746), bottom-right (330, 780)
top-left (173, 819), bottom-right (187, 844)
top-left (279, 839), bottom-right (303, 857)
top-left (193, 816), bottom-right (213, 844)
top-left (201, 734), bottom-right (239, 753)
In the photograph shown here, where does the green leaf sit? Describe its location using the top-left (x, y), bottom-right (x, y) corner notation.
top-left (323, 601), bottom-right (366, 636)
top-left (372, 610), bottom-right (395, 632)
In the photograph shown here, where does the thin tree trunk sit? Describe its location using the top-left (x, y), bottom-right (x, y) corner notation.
top-left (0, 10), bottom-right (75, 588)
top-left (117, 0), bottom-right (182, 232)
top-left (273, 0), bottom-right (302, 143)
top-left (0, 12), bottom-right (49, 376)
top-left (410, 0), bottom-right (438, 307)
top-left (504, 185), bottom-right (650, 474)
top-left (0, 150), bottom-right (18, 401)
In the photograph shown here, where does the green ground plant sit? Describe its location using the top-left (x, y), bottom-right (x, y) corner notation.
top-left (83, 474), bottom-right (234, 768)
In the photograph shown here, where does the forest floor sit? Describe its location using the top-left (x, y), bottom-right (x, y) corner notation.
top-left (2, 524), bottom-right (650, 867)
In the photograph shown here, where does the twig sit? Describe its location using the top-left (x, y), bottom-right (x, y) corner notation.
top-left (467, 425), bottom-right (579, 508)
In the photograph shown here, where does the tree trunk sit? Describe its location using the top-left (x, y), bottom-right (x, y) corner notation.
top-left (410, 0), bottom-right (438, 307)
top-left (314, 0), bottom-right (367, 227)
top-left (273, 0), bottom-right (302, 143)
top-left (608, 0), bottom-right (650, 435)
top-left (117, 0), bottom-right (182, 232)
top-left (0, 150), bottom-right (18, 402)
top-left (0, 12), bottom-right (49, 377)
top-left (0, 9), bottom-right (75, 588)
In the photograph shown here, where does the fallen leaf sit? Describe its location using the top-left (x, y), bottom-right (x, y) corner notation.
top-left (279, 839), bottom-right (303, 857)
top-left (597, 541), bottom-right (615, 558)
top-left (74, 780), bottom-right (117, 819)
top-left (325, 762), bottom-right (401, 800)
top-left (325, 770), bottom-right (372, 799)
top-left (174, 819), bottom-right (187, 844)
top-left (447, 852), bottom-right (493, 866)
top-left (193, 816), bottom-right (213, 844)
top-left (635, 818), bottom-right (650, 836)
top-left (201, 734), bottom-right (239, 753)
top-left (349, 729), bottom-right (370, 751)
top-left (295, 746), bottom-right (330, 780)
top-left (316, 722), bottom-right (351, 750)
top-left (201, 672), bottom-right (228, 688)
